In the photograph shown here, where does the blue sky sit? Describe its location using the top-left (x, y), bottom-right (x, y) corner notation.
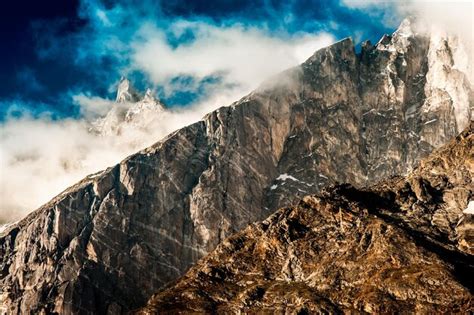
top-left (0, 0), bottom-right (400, 120)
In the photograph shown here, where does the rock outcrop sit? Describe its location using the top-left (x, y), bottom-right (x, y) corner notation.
top-left (139, 123), bottom-right (473, 314)
top-left (0, 18), bottom-right (472, 313)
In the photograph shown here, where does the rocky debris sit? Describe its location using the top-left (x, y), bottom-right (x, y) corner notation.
top-left (0, 18), bottom-right (473, 313)
top-left (139, 123), bottom-right (473, 314)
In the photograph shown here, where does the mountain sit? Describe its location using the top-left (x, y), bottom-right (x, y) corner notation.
top-left (1, 18), bottom-right (472, 313)
top-left (139, 122), bottom-right (473, 314)
top-left (116, 77), bottom-right (143, 103)
top-left (91, 77), bottom-right (165, 136)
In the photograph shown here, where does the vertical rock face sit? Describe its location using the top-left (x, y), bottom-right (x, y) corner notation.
top-left (140, 123), bottom-right (473, 314)
top-left (1, 19), bottom-right (472, 313)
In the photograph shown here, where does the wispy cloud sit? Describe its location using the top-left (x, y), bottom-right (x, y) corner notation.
top-left (130, 21), bottom-right (334, 98)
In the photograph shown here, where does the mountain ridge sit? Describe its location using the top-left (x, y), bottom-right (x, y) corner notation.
top-left (1, 19), bottom-right (472, 313)
top-left (90, 78), bottom-right (166, 137)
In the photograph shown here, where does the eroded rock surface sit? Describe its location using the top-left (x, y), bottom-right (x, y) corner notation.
top-left (139, 123), bottom-right (473, 314)
top-left (1, 19), bottom-right (472, 313)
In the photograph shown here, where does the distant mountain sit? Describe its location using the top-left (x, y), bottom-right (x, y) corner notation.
top-left (140, 122), bottom-right (473, 314)
top-left (91, 77), bottom-right (165, 136)
top-left (1, 18), bottom-right (472, 314)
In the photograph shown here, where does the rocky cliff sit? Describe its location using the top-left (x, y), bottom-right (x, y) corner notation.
top-left (0, 18), bottom-right (472, 314)
top-left (139, 122), bottom-right (473, 314)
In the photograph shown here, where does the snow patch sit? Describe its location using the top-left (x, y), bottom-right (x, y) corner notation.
top-left (362, 109), bottom-right (375, 116)
top-left (362, 109), bottom-right (386, 117)
top-left (276, 173), bottom-right (300, 182)
top-left (0, 221), bottom-right (17, 234)
top-left (424, 118), bottom-right (438, 125)
top-left (88, 171), bottom-right (105, 179)
top-left (463, 201), bottom-right (474, 215)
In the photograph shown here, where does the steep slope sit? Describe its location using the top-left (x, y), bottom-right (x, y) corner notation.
top-left (1, 19), bottom-right (472, 314)
top-left (139, 123), bottom-right (473, 314)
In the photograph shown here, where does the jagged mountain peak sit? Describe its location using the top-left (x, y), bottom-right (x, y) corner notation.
top-left (304, 37), bottom-right (354, 64)
top-left (394, 16), bottom-right (417, 37)
top-left (375, 19), bottom-right (420, 53)
top-left (92, 79), bottom-right (165, 136)
top-left (144, 88), bottom-right (154, 99)
top-left (305, 18), bottom-right (418, 60)
top-left (116, 77), bottom-right (142, 103)
top-left (141, 88), bottom-right (163, 107)
top-left (115, 77), bottom-right (163, 108)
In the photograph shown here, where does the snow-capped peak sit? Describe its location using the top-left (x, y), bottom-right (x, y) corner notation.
top-left (141, 88), bottom-right (162, 107)
top-left (394, 17), bottom-right (416, 38)
top-left (116, 77), bottom-right (142, 103)
top-left (92, 79), bottom-right (166, 136)
top-left (376, 17), bottom-right (417, 53)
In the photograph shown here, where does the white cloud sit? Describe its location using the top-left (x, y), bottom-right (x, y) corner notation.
top-left (73, 93), bottom-right (118, 118)
top-left (131, 21), bottom-right (334, 97)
